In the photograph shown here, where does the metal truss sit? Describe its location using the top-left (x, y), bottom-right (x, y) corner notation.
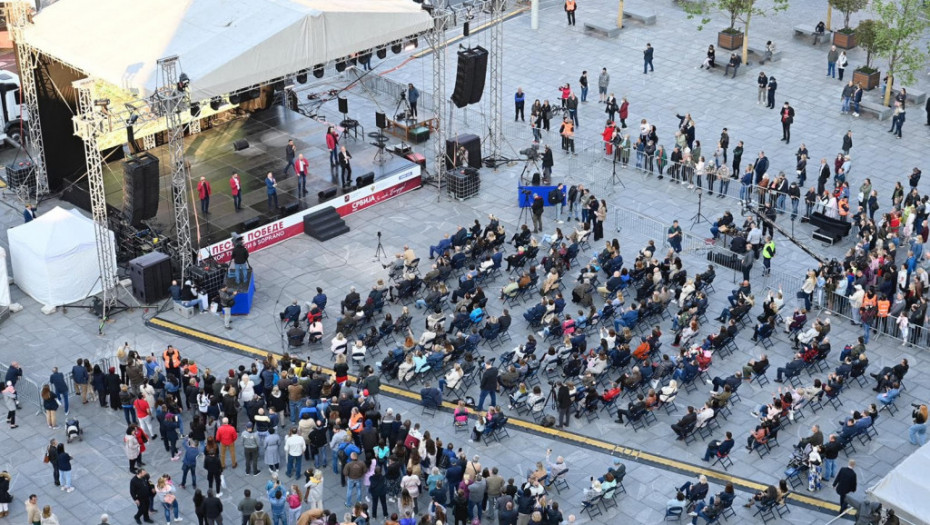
top-left (486, 0), bottom-right (505, 164)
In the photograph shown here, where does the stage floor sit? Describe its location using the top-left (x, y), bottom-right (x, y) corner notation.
top-left (101, 106), bottom-right (417, 248)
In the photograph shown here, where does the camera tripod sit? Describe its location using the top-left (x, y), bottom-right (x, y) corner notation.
top-left (610, 153), bottom-right (627, 189)
top-left (518, 190), bottom-right (533, 227)
top-left (689, 189), bottom-right (711, 228)
top-left (393, 91), bottom-right (413, 122)
top-left (519, 156), bottom-right (542, 185)
top-left (373, 231), bottom-right (386, 262)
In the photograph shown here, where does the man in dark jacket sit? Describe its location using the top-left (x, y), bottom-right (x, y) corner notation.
top-left (671, 406), bottom-right (697, 440)
top-left (556, 382), bottom-right (571, 429)
top-left (498, 501), bottom-right (518, 525)
top-left (130, 469), bottom-right (154, 524)
top-left (203, 490), bottom-right (223, 524)
top-left (49, 367), bottom-right (70, 415)
top-left (476, 362), bottom-right (499, 412)
top-left (531, 193), bottom-right (545, 233)
top-left (833, 459), bottom-right (857, 512)
top-left (419, 383), bottom-right (442, 408)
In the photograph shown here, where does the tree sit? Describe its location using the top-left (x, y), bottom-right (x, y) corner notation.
top-left (855, 19), bottom-right (886, 72)
top-left (870, 0), bottom-right (930, 105)
top-left (685, 0), bottom-right (790, 65)
top-left (828, 0), bottom-right (869, 31)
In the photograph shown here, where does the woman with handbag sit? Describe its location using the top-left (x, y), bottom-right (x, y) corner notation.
top-left (156, 474), bottom-right (182, 523)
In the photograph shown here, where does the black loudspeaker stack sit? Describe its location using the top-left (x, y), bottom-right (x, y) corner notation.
top-left (451, 46), bottom-right (489, 108)
top-left (129, 251), bottom-right (172, 303)
top-left (123, 153), bottom-right (160, 226)
top-left (233, 139), bottom-right (250, 151)
top-left (338, 97), bottom-right (349, 114)
top-left (356, 172), bottom-right (375, 188)
top-left (5, 161), bottom-right (35, 194)
top-left (445, 134), bottom-right (482, 169)
top-left (375, 111), bottom-right (387, 129)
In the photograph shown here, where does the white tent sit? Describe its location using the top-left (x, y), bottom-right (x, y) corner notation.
top-left (868, 441), bottom-right (930, 524)
top-left (7, 206), bottom-right (116, 307)
top-left (24, 0), bottom-right (433, 100)
top-left (0, 247), bottom-right (10, 307)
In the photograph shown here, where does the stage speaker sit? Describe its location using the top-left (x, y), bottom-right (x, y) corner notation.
top-left (280, 202), bottom-right (299, 217)
top-left (356, 172), bottom-right (375, 188)
top-left (239, 216), bottom-right (261, 233)
top-left (129, 251), bottom-right (172, 304)
top-left (313, 64), bottom-right (325, 78)
top-left (190, 103), bottom-right (201, 117)
top-left (445, 134), bottom-right (482, 170)
top-left (451, 46), bottom-right (489, 108)
top-left (5, 160), bottom-right (35, 194)
top-left (318, 187), bottom-right (338, 203)
top-left (338, 96), bottom-right (348, 114)
top-left (335, 60), bottom-right (347, 72)
top-left (122, 153), bottom-right (160, 225)
top-left (233, 139), bottom-right (250, 151)
top-left (376, 48), bottom-right (387, 59)
top-left (296, 72), bottom-right (308, 84)
top-left (375, 111), bottom-right (386, 129)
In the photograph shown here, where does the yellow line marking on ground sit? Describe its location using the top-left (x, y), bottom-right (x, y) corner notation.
top-left (149, 317), bottom-right (840, 513)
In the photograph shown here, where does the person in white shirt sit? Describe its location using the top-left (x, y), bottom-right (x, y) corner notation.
top-left (695, 402), bottom-right (715, 428)
top-left (351, 341), bottom-right (367, 362)
top-left (331, 333), bottom-right (348, 356)
top-left (284, 427), bottom-right (307, 478)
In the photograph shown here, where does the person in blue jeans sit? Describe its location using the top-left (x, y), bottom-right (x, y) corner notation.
top-left (343, 452), bottom-right (367, 507)
top-left (475, 362), bottom-right (498, 411)
top-left (265, 172), bottom-right (279, 210)
top-left (910, 405), bottom-right (928, 445)
top-left (179, 438), bottom-right (198, 489)
top-left (49, 367), bottom-right (69, 415)
top-left (267, 484), bottom-right (287, 525)
top-left (820, 434), bottom-right (841, 481)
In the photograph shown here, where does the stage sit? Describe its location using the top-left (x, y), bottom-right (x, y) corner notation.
top-left (100, 105), bottom-right (423, 253)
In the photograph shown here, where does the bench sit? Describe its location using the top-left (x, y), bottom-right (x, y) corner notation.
top-left (747, 45), bottom-right (783, 64)
top-left (891, 87), bottom-right (927, 105)
top-left (793, 25), bottom-right (830, 45)
top-left (583, 22), bottom-right (621, 38)
top-left (859, 99), bottom-right (893, 121)
top-left (705, 61), bottom-right (745, 77)
top-left (623, 8), bottom-right (656, 25)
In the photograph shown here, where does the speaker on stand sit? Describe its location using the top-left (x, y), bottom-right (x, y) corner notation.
top-left (338, 97), bottom-right (360, 140)
top-left (371, 112), bottom-right (388, 165)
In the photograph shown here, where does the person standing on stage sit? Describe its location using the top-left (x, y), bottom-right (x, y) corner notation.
top-left (407, 84), bottom-right (420, 119)
top-left (197, 176), bottom-right (212, 214)
top-left (230, 173), bottom-right (242, 211)
top-left (295, 154), bottom-right (310, 197)
top-left (339, 146), bottom-right (353, 187)
top-left (284, 139), bottom-right (296, 176)
top-left (266, 172), bottom-right (279, 211)
top-left (325, 127), bottom-right (340, 168)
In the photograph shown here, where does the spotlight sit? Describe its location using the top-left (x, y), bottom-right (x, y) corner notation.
top-left (177, 73), bottom-right (190, 91)
top-left (272, 80), bottom-right (285, 91)
top-left (127, 114), bottom-right (139, 125)
top-left (296, 72), bottom-right (308, 84)
top-left (229, 92), bottom-right (241, 104)
top-left (376, 47), bottom-right (387, 59)
top-left (209, 97), bottom-right (224, 111)
top-left (94, 98), bottom-right (110, 107)
top-left (313, 64), bottom-right (325, 78)
top-left (190, 102), bottom-right (201, 117)
top-left (405, 38), bottom-right (418, 51)
top-left (335, 60), bottom-right (347, 72)
top-left (391, 41), bottom-right (403, 54)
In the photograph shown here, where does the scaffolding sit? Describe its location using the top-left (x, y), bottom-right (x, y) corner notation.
top-left (155, 56), bottom-right (194, 278)
top-left (6, 1), bottom-right (49, 198)
top-left (72, 79), bottom-right (119, 319)
top-left (485, 0), bottom-right (505, 166)
top-left (425, 9), bottom-right (451, 199)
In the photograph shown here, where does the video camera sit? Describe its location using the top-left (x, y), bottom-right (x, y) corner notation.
top-left (520, 143), bottom-right (539, 161)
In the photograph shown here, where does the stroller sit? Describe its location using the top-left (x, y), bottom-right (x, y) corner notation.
top-left (784, 443), bottom-right (810, 481)
top-left (65, 418), bottom-right (83, 443)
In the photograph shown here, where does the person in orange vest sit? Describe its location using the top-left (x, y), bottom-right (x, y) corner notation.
top-left (876, 294), bottom-right (891, 335)
top-left (564, 0), bottom-right (576, 26)
top-left (197, 176), bottom-right (211, 214)
top-left (560, 117), bottom-right (575, 154)
top-left (860, 286), bottom-right (878, 344)
top-left (163, 346), bottom-right (182, 380)
top-left (838, 196), bottom-right (850, 221)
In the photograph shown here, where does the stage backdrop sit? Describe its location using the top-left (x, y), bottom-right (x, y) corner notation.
top-left (206, 166), bottom-right (421, 263)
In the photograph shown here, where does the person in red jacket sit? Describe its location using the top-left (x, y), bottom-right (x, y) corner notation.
top-left (619, 97), bottom-right (629, 129)
top-left (325, 127), bottom-right (339, 168)
top-left (295, 154), bottom-right (310, 196)
top-left (215, 417), bottom-right (238, 469)
top-left (197, 177), bottom-right (211, 214)
top-left (229, 173), bottom-right (242, 211)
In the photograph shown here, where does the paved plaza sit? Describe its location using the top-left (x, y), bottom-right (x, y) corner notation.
top-left (2, 1), bottom-right (930, 523)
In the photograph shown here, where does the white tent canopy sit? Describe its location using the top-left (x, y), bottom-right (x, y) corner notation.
top-left (868, 441), bottom-right (930, 524)
top-left (24, 0), bottom-right (433, 100)
top-left (7, 206), bottom-right (116, 307)
top-left (0, 247), bottom-right (10, 307)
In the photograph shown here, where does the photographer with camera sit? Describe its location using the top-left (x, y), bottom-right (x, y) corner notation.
top-left (909, 403), bottom-right (928, 446)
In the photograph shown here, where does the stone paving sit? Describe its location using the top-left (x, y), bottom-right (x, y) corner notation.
top-left (1, 1), bottom-right (930, 524)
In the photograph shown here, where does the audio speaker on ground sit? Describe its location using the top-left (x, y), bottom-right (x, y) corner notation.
top-left (280, 202), bottom-right (299, 217)
top-left (375, 111), bottom-right (386, 129)
top-left (239, 216), bottom-right (261, 233)
top-left (129, 251), bottom-right (173, 304)
top-left (122, 153), bottom-right (160, 225)
top-left (356, 172), bottom-right (375, 188)
top-left (233, 139), bottom-right (250, 151)
top-left (338, 97), bottom-right (348, 114)
top-left (451, 46), bottom-right (488, 108)
top-left (445, 134), bottom-right (482, 170)
top-left (318, 187), bottom-right (338, 203)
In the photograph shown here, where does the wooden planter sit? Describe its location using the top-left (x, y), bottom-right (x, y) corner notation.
top-left (853, 69), bottom-right (880, 91)
top-left (717, 30), bottom-right (744, 51)
top-left (833, 30), bottom-right (857, 49)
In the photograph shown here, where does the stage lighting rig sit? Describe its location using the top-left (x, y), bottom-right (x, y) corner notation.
top-left (177, 73), bottom-right (190, 91)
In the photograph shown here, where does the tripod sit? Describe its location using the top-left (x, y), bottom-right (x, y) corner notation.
top-left (373, 231), bottom-right (387, 262)
top-left (393, 92), bottom-right (413, 123)
top-left (610, 154), bottom-right (626, 189)
top-left (519, 156), bottom-right (541, 185)
top-left (518, 190), bottom-right (532, 227)
top-left (689, 189), bottom-right (711, 228)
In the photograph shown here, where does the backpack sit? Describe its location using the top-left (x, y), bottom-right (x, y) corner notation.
top-left (436, 452), bottom-right (451, 469)
top-left (540, 415), bottom-right (557, 428)
top-left (548, 188), bottom-right (562, 205)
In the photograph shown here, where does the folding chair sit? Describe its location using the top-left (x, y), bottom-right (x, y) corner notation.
top-left (753, 501), bottom-right (777, 524)
top-left (421, 401), bottom-right (439, 418)
top-left (664, 507), bottom-right (683, 521)
top-left (712, 452), bottom-right (733, 471)
top-left (549, 468), bottom-right (570, 494)
top-left (581, 494), bottom-right (604, 519)
top-left (600, 487), bottom-right (619, 511)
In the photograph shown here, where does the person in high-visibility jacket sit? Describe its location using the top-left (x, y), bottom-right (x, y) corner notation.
top-left (564, 0), bottom-right (576, 26)
top-left (761, 237), bottom-right (776, 276)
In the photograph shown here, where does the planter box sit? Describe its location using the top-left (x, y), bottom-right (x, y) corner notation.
top-left (853, 69), bottom-right (880, 91)
top-left (833, 31), bottom-right (857, 49)
top-left (717, 30), bottom-right (744, 51)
